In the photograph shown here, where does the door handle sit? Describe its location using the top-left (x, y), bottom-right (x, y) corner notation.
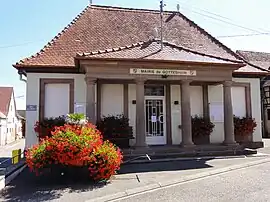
top-left (158, 115), bottom-right (164, 123)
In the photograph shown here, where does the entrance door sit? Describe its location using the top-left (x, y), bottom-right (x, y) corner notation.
top-left (145, 96), bottom-right (166, 145)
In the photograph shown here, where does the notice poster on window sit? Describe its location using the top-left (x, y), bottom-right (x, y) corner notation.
top-left (209, 102), bottom-right (224, 122)
top-left (151, 116), bottom-right (157, 123)
top-left (74, 103), bottom-right (86, 114)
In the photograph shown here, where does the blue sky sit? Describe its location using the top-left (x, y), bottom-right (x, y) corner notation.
top-left (1, 0), bottom-right (270, 109)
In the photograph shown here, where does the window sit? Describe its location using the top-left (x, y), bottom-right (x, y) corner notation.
top-left (144, 85), bottom-right (165, 96)
top-left (263, 86), bottom-right (270, 106)
top-left (267, 109), bottom-right (270, 120)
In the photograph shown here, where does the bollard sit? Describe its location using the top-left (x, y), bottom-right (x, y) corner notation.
top-left (12, 149), bottom-right (21, 164)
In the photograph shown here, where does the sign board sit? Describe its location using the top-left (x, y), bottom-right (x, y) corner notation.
top-left (26, 105), bottom-right (37, 111)
top-left (74, 103), bottom-right (86, 114)
top-left (130, 68), bottom-right (196, 76)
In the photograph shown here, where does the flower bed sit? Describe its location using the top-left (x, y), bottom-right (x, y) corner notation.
top-left (191, 116), bottom-right (215, 145)
top-left (96, 114), bottom-right (134, 149)
top-left (234, 116), bottom-right (257, 143)
top-left (26, 114), bottom-right (123, 182)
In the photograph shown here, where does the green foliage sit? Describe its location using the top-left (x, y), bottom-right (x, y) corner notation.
top-left (66, 113), bottom-right (87, 124)
top-left (34, 113), bottom-right (87, 140)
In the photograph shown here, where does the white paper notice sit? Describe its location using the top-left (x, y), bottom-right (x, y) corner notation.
top-left (151, 116), bottom-right (157, 122)
top-left (74, 103), bottom-right (86, 114)
top-left (209, 103), bottom-right (224, 122)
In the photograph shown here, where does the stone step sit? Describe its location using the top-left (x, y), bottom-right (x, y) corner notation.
top-left (122, 148), bottom-right (257, 164)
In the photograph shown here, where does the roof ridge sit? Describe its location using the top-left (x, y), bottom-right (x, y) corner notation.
top-left (15, 5), bottom-right (91, 65)
top-left (237, 50), bottom-right (270, 54)
top-left (90, 4), bottom-right (174, 14)
top-left (77, 39), bottom-right (153, 56)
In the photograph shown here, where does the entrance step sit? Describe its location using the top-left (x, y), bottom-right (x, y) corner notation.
top-left (122, 145), bottom-right (257, 164)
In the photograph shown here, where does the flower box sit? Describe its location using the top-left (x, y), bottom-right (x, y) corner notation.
top-left (191, 116), bottom-right (215, 145)
top-left (96, 114), bottom-right (134, 149)
top-left (234, 116), bottom-right (257, 143)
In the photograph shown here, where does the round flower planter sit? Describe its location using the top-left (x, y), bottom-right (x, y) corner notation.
top-left (42, 164), bottom-right (91, 182)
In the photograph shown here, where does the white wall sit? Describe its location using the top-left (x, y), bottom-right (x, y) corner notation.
top-left (101, 84), bottom-right (124, 117)
top-left (6, 92), bottom-right (17, 144)
top-left (209, 78), bottom-right (262, 143)
top-left (208, 84), bottom-right (224, 143)
top-left (170, 85), bottom-right (203, 145)
top-left (171, 85), bottom-right (181, 145)
top-left (128, 84), bottom-right (136, 145)
top-left (233, 78), bottom-right (262, 142)
top-left (190, 86), bottom-right (203, 117)
top-left (25, 73), bottom-right (87, 148)
top-left (232, 87), bottom-right (246, 118)
top-left (0, 119), bottom-right (7, 146)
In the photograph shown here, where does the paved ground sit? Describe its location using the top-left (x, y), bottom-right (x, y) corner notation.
top-left (0, 155), bottom-right (269, 202)
top-left (116, 161), bottom-right (270, 202)
top-left (0, 139), bottom-right (269, 202)
top-left (0, 139), bottom-right (25, 170)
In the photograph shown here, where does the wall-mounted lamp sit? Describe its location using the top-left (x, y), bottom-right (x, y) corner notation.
top-left (161, 75), bottom-right (168, 79)
top-left (174, 101), bottom-right (179, 105)
top-left (132, 100), bottom-right (136, 104)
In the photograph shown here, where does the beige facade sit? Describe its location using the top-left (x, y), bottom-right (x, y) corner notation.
top-left (24, 60), bottom-right (263, 148)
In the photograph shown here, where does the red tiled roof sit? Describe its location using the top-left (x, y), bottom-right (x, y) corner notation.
top-left (14, 5), bottom-right (241, 68)
top-left (77, 39), bottom-right (243, 65)
top-left (0, 87), bottom-right (13, 116)
top-left (236, 50), bottom-right (270, 72)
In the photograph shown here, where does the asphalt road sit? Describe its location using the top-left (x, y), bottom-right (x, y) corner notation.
top-left (116, 161), bottom-right (270, 202)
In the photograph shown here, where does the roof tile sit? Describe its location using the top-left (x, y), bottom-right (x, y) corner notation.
top-left (14, 5), bottom-right (240, 68)
top-left (237, 50), bottom-right (270, 71)
top-left (78, 39), bottom-right (242, 64)
top-left (0, 87), bottom-right (13, 116)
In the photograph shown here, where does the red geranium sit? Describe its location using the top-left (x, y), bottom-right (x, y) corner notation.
top-left (26, 122), bottom-right (123, 181)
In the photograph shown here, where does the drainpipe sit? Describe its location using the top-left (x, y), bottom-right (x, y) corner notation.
top-left (18, 70), bottom-right (27, 82)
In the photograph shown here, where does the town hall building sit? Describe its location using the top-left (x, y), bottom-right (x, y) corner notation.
top-left (13, 5), bottom-right (267, 149)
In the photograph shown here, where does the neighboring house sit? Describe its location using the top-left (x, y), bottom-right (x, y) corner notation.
top-left (236, 50), bottom-right (270, 138)
top-left (13, 5), bottom-right (268, 149)
top-left (0, 87), bottom-right (22, 145)
top-left (17, 110), bottom-right (26, 120)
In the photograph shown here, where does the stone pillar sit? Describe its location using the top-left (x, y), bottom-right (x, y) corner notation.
top-left (135, 78), bottom-right (147, 147)
top-left (180, 80), bottom-right (194, 147)
top-left (223, 81), bottom-right (237, 145)
top-left (85, 76), bottom-right (96, 124)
